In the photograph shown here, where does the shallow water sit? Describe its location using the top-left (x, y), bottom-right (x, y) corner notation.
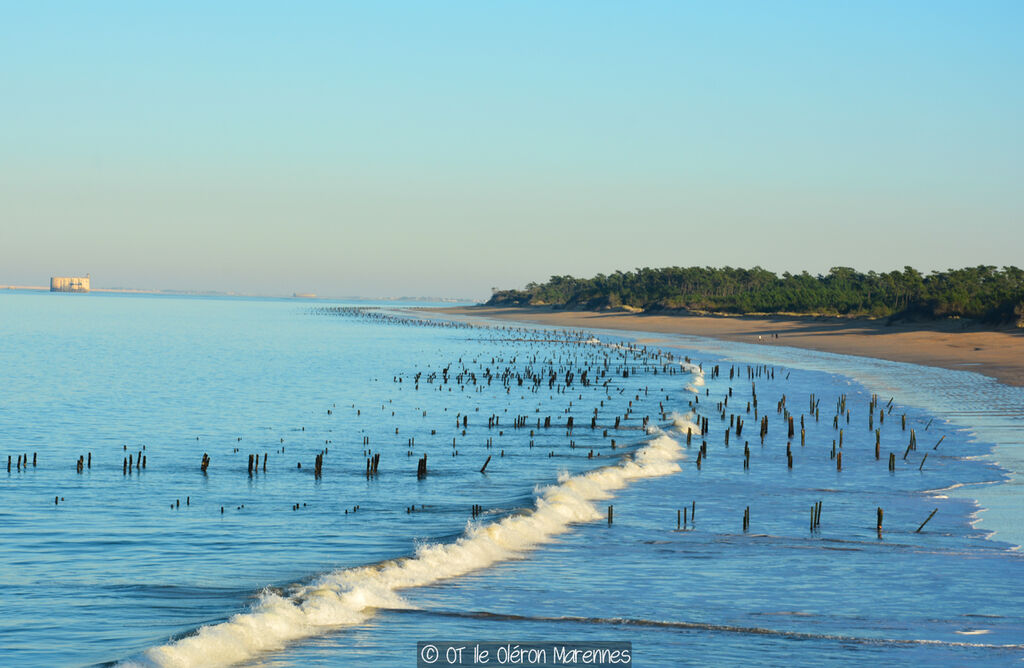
top-left (0, 292), bottom-right (1020, 667)
top-left (643, 332), bottom-right (1024, 550)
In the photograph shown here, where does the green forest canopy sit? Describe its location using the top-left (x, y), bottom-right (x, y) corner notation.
top-left (487, 266), bottom-right (1024, 324)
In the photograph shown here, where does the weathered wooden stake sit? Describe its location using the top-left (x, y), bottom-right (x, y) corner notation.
top-left (915, 508), bottom-right (938, 533)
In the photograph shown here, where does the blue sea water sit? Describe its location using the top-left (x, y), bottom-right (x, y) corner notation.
top-left (0, 291), bottom-right (1021, 667)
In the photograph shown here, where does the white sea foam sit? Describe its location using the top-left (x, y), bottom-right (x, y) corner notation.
top-left (126, 424), bottom-right (692, 668)
top-left (681, 361), bottom-right (704, 393)
top-left (671, 412), bottom-right (695, 430)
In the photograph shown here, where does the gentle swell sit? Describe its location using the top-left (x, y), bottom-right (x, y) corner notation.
top-left (124, 425), bottom-right (692, 668)
top-left (392, 608), bottom-right (1024, 651)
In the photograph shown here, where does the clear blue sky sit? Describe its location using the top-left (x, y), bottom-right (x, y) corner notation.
top-left (2, 1), bottom-right (1021, 298)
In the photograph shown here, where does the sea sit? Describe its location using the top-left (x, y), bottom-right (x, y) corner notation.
top-left (0, 290), bottom-right (1021, 667)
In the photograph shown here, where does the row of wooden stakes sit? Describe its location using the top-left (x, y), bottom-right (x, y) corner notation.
top-left (8, 453), bottom-right (37, 471)
top-left (604, 502), bottom-right (939, 536)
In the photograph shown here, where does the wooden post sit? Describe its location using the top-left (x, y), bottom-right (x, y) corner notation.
top-left (877, 507), bottom-right (884, 535)
top-left (915, 508), bottom-right (938, 533)
top-left (480, 456), bottom-right (491, 473)
top-left (608, 505), bottom-right (613, 525)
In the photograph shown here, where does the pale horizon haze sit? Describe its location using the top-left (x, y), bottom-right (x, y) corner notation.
top-left (2, 2), bottom-right (1022, 300)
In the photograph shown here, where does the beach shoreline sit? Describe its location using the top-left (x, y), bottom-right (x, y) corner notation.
top-left (434, 305), bottom-right (1024, 387)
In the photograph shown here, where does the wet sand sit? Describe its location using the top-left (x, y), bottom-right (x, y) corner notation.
top-left (436, 306), bottom-right (1024, 387)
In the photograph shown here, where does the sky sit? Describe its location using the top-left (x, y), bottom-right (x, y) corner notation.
top-left (1, 1), bottom-right (1022, 299)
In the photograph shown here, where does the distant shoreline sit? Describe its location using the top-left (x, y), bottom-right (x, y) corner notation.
top-left (435, 305), bottom-right (1024, 387)
top-left (0, 285), bottom-right (236, 296)
top-left (0, 286), bottom-right (469, 302)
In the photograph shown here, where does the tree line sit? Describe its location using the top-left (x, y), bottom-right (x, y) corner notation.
top-left (487, 266), bottom-right (1024, 324)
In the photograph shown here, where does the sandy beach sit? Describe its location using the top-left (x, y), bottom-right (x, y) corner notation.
top-left (437, 306), bottom-right (1024, 387)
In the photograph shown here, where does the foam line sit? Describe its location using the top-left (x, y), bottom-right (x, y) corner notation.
top-left (681, 362), bottom-right (704, 392)
top-left (125, 424), bottom-right (692, 668)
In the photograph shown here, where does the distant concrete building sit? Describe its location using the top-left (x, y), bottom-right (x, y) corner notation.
top-left (50, 275), bottom-right (90, 293)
